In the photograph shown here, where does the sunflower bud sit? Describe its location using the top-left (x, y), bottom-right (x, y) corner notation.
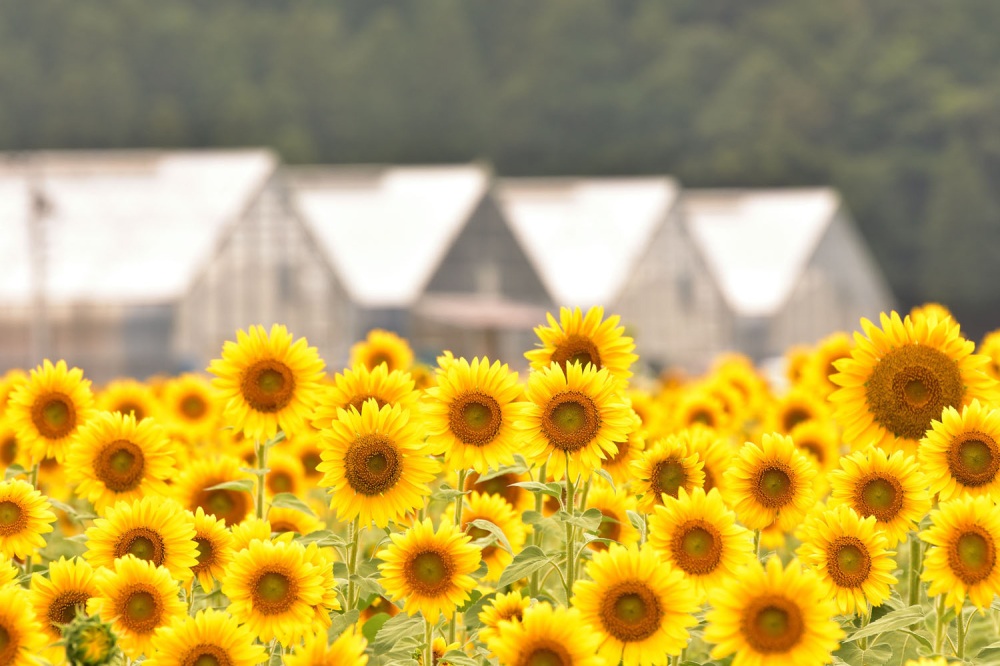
top-left (63, 613), bottom-right (121, 666)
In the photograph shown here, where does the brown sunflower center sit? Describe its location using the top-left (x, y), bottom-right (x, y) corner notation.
top-left (947, 432), bottom-right (1000, 487)
top-left (48, 590), bottom-right (90, 629)
top-left (254, 571), bottom-right (298, 614)
top-left (688, 408), bottom-right (715, 427)
top-left (347, 395), bottom-right (387, 414)
top-left (0, 625), bottom-right (11, 665)
top-left (0, 437), bottom-right (16, 466)
top-left (115, 402), bottom-right (145, 422)
top-left (184, 645), bottom-right (233, 666)
top-left (301, 451), bottom-right (322, 477)
top-left (114, 527), bottom-right (166, 566)
top-left (752, 464), bottom-right (794, 508)
top-left (468, 472), bottom-right (524, 508)
top-left (95, 439), bottom-right (146, 492)
top-left (798, 441), bottom-right (825, 466)
top-left (599, 581), bottom-right (663, 642)
top-left (541, 392), bottom-right (601, 453)
top-left (406, 550), bottom-right (453, 596)
top-left (949, 527), bottom-right (996, 584)
top-left (366, 352), bottom-right (393, 371)
top-left (193, 537), bottom-right (216, 571)
top-left (0, 500), bottom-right (24, 535)
top-left (856, 475), bottom-right (903, 522)
top-left (344, 434), bottom-right (402, 496)
top-left (596, 512), bottom-right (622, 547)
top-left (671, 520), bottom-right (723, 575)
top-left (195, 486), bottom-right (250, 527)
top-left (449, 392), bottom-right (503, 447)
top-left (120, 587), bottom-right (162, 633)
top-left (827, 536), bottom-right (872, 588)
top-left (551, 335), bottom-right (602, 372)
top-left (651, 457), bottom-right (687, 501)
top-left (180, 394), bottom-right (208, 420)
top-left (521, 643), bottom-right (572, 666)
top-left (468, 525), bottom-right (497, 559)
top-left (31, 392), bottom-right (76, 439)
top-left (866, 344), bottom-right (964, 441)
top-left (741, 595), bottom-right (804, 653)
top-left (240, 360), bottom-right (295, 413)
top-left (267, 471), bottom-right (295, 494)
top-left (782, 407), bottom-right (811, 433)
top-left (606, 441), bottom-right (630, 466)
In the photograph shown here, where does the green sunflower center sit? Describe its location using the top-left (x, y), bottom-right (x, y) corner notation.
top-left (0, 501), bottom-right (22, 529)
top-left (599, 581), bottom-right (662, 642)
top-left (858, 476), bottom-right (903, 521)
top-left (753, 465), bottom-right (794, 508)
top-left (743, 596), bottom-right (804, 653)
top-left (32, 392), bottom-right (76, 439)
top-left (49, 590), bottom-right (90, 628)
top-left (181, 394), bottom-right (207, 420)
top-left (268, 471), bottom-right (294, 493)
top-left (410, 552), bottom-right (448, 587)
top-left (828, 536), bottom-right (872, 588)
top-left (449, 392), bottom-right (503, 447)
top-left (541, 392), bottom-right (600, 453)
top-left (96, 440), bottom-right (145, 492)
top-left (345, 434), bottom-right (403, 496)
top-left (196, 486), bottom-right (251, 527)
top-left (256, 572), bottom-right (291, 603)
top-left (671, 520), bottom-right (723, 575)
top-left (190, 648), bottom-right (227, 666)
top-left (948, 432), bottom-right (1000, 487)
top-left (125, 591), bottom-right (158, 622)
top-left (525, 648), bottom-right (569, 666)
top-left (950, 529), bottom-right (996, 584)
top-left (652, 458), bottom-right (687, 500)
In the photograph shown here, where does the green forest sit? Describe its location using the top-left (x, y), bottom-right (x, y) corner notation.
top-left (2, 1), bottom-right (999, 336)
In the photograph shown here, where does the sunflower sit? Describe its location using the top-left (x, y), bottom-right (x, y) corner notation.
top-left (979, 329), bottom-right (1000, 383)
top-left (713, 354), bottom-right (771, 422)
top-left (230, 516), bottom-right (293, 552)
top-left (96, 379), bottom-right (158, 423)
top-left (7, 359), bottom-right (96, 463)
top-left (377, 518), bottom-right (480, 622)
top-left (0, 553), bottom-right (18, 587)
top-left (465, 470), bottom-right (533, 513)
top-left (208, 324), bottom-right (326, 440)
top-left (920, 494), bottom-right (1000, 609)
top-left (189, 507), bottom-right (235, 592)
top-left (601, 413), bottom-right (645, 486)
top-left (919, 399), bottom-right (1000, 502)
top-left (0, 478), bottom-right (55, 559)
top-left (158, 373), bottom-right (220, 440)
top-left (145, 608), bottom-right (265, 666)
top-left (0, 370), bottom-right (27, 418)
top-left (87, 555), bottom-right (186, 659)
top-left (303, 542), bottom-right (341, 631)
top-left (264, 449), bottom-right (306, 498)
top-left (312, 363), bottom-right (417, 431)
top-left (517, 361), bottom-right (634, 479)
top-left (587, 481), bottom-right (640, 552)
top-left (803, 332), bottom-right (854, 397)
top-left (0, 420), bottom-right (26, 471)
top-left (267, 506), bottom-right (324, 536)
top-left (477, 591), bottom-right (531, 648)
top-left (173, 455), bottom-right (254, 527)
top-left (318, 400), bottom-right (439, 528)
top-left (670, 388), bottom-right (729, 434)
top-left (647, 487), bottom-right (754, 600)
top-left (66, 411), bottom-right (176, 512)
top-left (830, 312), bottom-right (999, 455)
top-left (683, 425), bottom-right (733, 496)
top-left (425, 637), bottom-right (461, 666)
top-left (29, 556), bottom-right (98, 646)
top-left (910, 302), bottom-right (955, 327)
top-left (84, 496), bottom-right (199, 582)
top-left (0, 583), bottom-right (48, 666)
top-left (784, 344), bottom-right (812, 386)
top-left (789, 421), bottom-right (841, 479)
top-left (627, 388), bottom-right (665, 441)
top-left (828, 447), bottom-right (931, 547)
top-left (444, 491), bottom-right (526, 581)
top-left (704, 556), bottom-right (843, 666)
top-left (631, 432), bottom-right (706, 514)
top-left (572, 543), bottom-right (697, 666)
top-left (525, 306), bottom-right (638, 380)
top-left (292, 429), bottom-right (326, 483)
top-left (766, 388), bottom-right (829, 435)
top-left (221, 538), bottom-right (326, 645)
top-left (484, 602), bottom-right (603, 666)
top-left (350, 329), bottom-right (414, 373)
top-left (796, 504), bottom-right (897, 616)
top-left (423, 357), bottom-right (528, 473)
top-left (286, 627), bottom-right (369, 666)
top-left (723, 433), bottom-right (817, 531)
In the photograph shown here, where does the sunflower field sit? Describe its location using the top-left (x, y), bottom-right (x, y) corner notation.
top-left (2, 305), bottom-right (1000, 666)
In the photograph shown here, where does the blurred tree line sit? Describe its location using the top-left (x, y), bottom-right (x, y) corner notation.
top-left (2, 0), bottom-right (999, 336)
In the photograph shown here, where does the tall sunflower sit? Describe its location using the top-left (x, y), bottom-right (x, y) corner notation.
top-left (647, 487), bottom-right (754, 600)
top-left (723, 433), bottom-right (817, 531)
top-left (572, 543), bottom-right (698, 666)
top-left (704, 557), bottom-right (843, 666)
top-left (830, 312), bottom-right (999, 454)
top-left (189, 506), bottom-right (235, 592)
top-left (145, 608), bottom-right (265, 666)
top-left (525, 306), bottom-right (638, 380)
top-left (0, 584), bottom-right (48, 666)
top-left (84, 496), bottom-right (199, 582)
top-left (828, 447), bottom-right (931, 547)
top-left (445, 491), bottom-right (526, 581)
top-left (796, 504), bottom-right (897, 616)
top-left (517, 361), bottom-right (634, 480)
top-left (208, 324), bottom-right (326, 440)
top-left (311, 363), bottom-right (417, 432)
top-left (587, 481), bottom-right (640, 552)
top-left (766, 388), bottom-right (829, 435)
top-left (423, 356), bottom-right (527, 472)
top-left (919, 399), bottom-right (1000, 501)
top-left (600, 411), bottom-right (645, 486)
top-left (803, 332), bottom-right (854, 397)
top-left (350, 329), bottom-right (414, 373)
top-left (286, 627), bottom-right (369, 666)
top-left (631, 433), bottom-right (706, 514)
top-left (173, 455), bottom-right (255, 527)
top-left (7, 359), bottom-right (96, 463)
top-left (96, 379), bottom-right (158, 423)
top-left (477, 591), bottom-right (531, 648)
top-left (158, 373), bottom-right (220, 440)
top-left (377, 518), bottom-right (481, 622)
top-left (484, 602), bottom-right (603, 666)
top-left (29, 556), bottom-right (98, 645)
top-left (0, 478), bottom-right (56, 559)
top-left (920, 494), bottom-right (1000, 609)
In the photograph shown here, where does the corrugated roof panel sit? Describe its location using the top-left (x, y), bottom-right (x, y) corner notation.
top-left (497, 178), bottom-right (678, 307)
top-left (684, 188), bottom-right (839, 317)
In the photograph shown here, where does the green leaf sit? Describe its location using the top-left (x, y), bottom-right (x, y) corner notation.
top-left (468, 518), bottom-right (512, 554)
top-left (349, 574), bottom-right (384, 601)
top-left (562, 507), bottom-right (603, 532)
top-left (834, 641), bottom-right (892, 666)
top-left (432, 484), bottom-right (467, 502)
top-left (295, 530), bottom-right (347, 549)
top-left (843, 606), bottom-right (924, 642)
top-left (626, 510), bottom-right (646, 541)
top-left (581, 533), bottom-right (615, 546)
top-left (361, 612), bottom-right (391, 643)
top-left (497, 545), bottom-right (550, 588)
top-left (3, 464), bottom-right (25, 480)
top-left (264, 431), bottom-right (287, 449)
top-left (521, 510), bottom-right (544, 525)
top-left (373, 613), bottom-right (424, 652)
top-left (594, 468), bottom-right (615, 490)
top-left (439, 651), bottom-right (480, 666)
top-left (268, 648), bottom-right (283, 666)
top-left (510, 481), bottom-right (563, 500)
top-left (463, 592), bottom-right (492, 630)
top-left (476, 458), bottom-right (530, 481)
top-left (268, 492), bottom-right (316, 516)
top-left (204, 479), bottom-right (255, 493)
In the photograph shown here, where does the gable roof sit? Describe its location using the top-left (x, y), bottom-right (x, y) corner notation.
top-left (288, 164), bottom-right (490, 308)
top-left (496, 177), bottom-right (679, 307)
top-left (0, 149), bottom-right (277, 306)
top-left (683, 188), bottom-right (840, 317)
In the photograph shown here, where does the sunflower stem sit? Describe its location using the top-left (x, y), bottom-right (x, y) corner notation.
top-left (956, 603), bottom-right (966, 659)
top-left (907, 536), bottom-right (922, 629)
top-left (347, 515), bottom-right (361, 610)
top-left (934, 595), bottom-right (947, 654)
top-left (424, 616), bottom-right (434, 666)
top-left (529, 461), bottom-right (547, 598)
top-left (255, 439), bottom-right (267, 520)
top-left (564, 457), bottom-right (576, 601)
top-left (455, 469), bottom-right (468, 528)
top-left (579, 476), bottom-right (592, 512)
top-left (753, 529), bottom-right (761, 559)
top-left (28, 462), bottom-right (39, 489)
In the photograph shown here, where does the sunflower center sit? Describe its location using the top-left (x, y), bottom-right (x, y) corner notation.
top-left (689, 409), bottom-right (714, 427)
top-left (31, 392), bottom-right (76, 439)
top-left (798, 441), bottom-right (825, 465)
top-left (0, 437), bottom-right (16, 466)
top-left (114, 527), bottom-right (166, 566)
top-left (95, 439), bottom-right (146, 492)
top-left (741, 596), bottom-right (804, 653)
top-left (541, 392), bottom-right (601, 453)
top-left (857, 475), bottom-right (903, 522)
top-left (254, 572), bottom-right (296, 613)
top-left (406, 551), bottom-right (453, 595)
top-left (301, 451), bottom-right (322, 477)
top-left (867, 344), bottom-right (964, 441)
top-left (949, 528), bottom-right (996, 584)
top-left (0, 626), bottom-right (9, 662)
top-left (367, 352), bottom-right (392, 370)
top-left (184, 645), bottom-right (233, 666)
top-left (599, 581), bottom-right (662, 642)
top-left (194, 537), bottom-right (215, 569)
top-left (347, 395), bottom-right (387, 413)
top-left (551, 335), bottom-right (602, 372)
top-left (181, 394), bottom-right (207, 420)
top-left (116, 402), bottom-right (145, 421)
top-left (267, 471), bottom-right (295, 494)
top-left (596, 513), bottom-right (621, 546)
top-left (47, 590), bottom-right (90, 630)
top-left (948, 432), bottom-right (1000, 487)
top-left (468, 525), bottom-right (497, 558)
top-left (449, 392), bottom-right (503, 447)
top-left (752, 465), bottom-right (794, 508)
top-left (523, 645), bottom-right (571, 666)
top-left (240, 360), bottom-right (296, 413)
top-left (606, 441), bottom-right (630, 466)
top-left (195, 487), bottom-right (250, 527)
top-left (0, 501), bottom-right (24, 535)
top-left (469, 472), bottom-right (524, 508)
top-left (782, 407), bottom-right (810, 432)
top-left (827, 536), bottom-right (872, 588)
top-left (345, 434), bottom-right (403, 496)
top-left (121, 588), bottom-right (162, 632)
top-left (671, 520), bottom-right (723, 575)
top-left (651, 458), bottom-right (687, 500)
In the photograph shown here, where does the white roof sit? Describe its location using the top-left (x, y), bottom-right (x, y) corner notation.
top-left (0, 149), bottom-right (276, 306)
top-left (496, 177), bottom-right (679, 307)
top-left (684, 188), bottom-right (840, 317)
top-left (289, 165), bottom-right (489, 308)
